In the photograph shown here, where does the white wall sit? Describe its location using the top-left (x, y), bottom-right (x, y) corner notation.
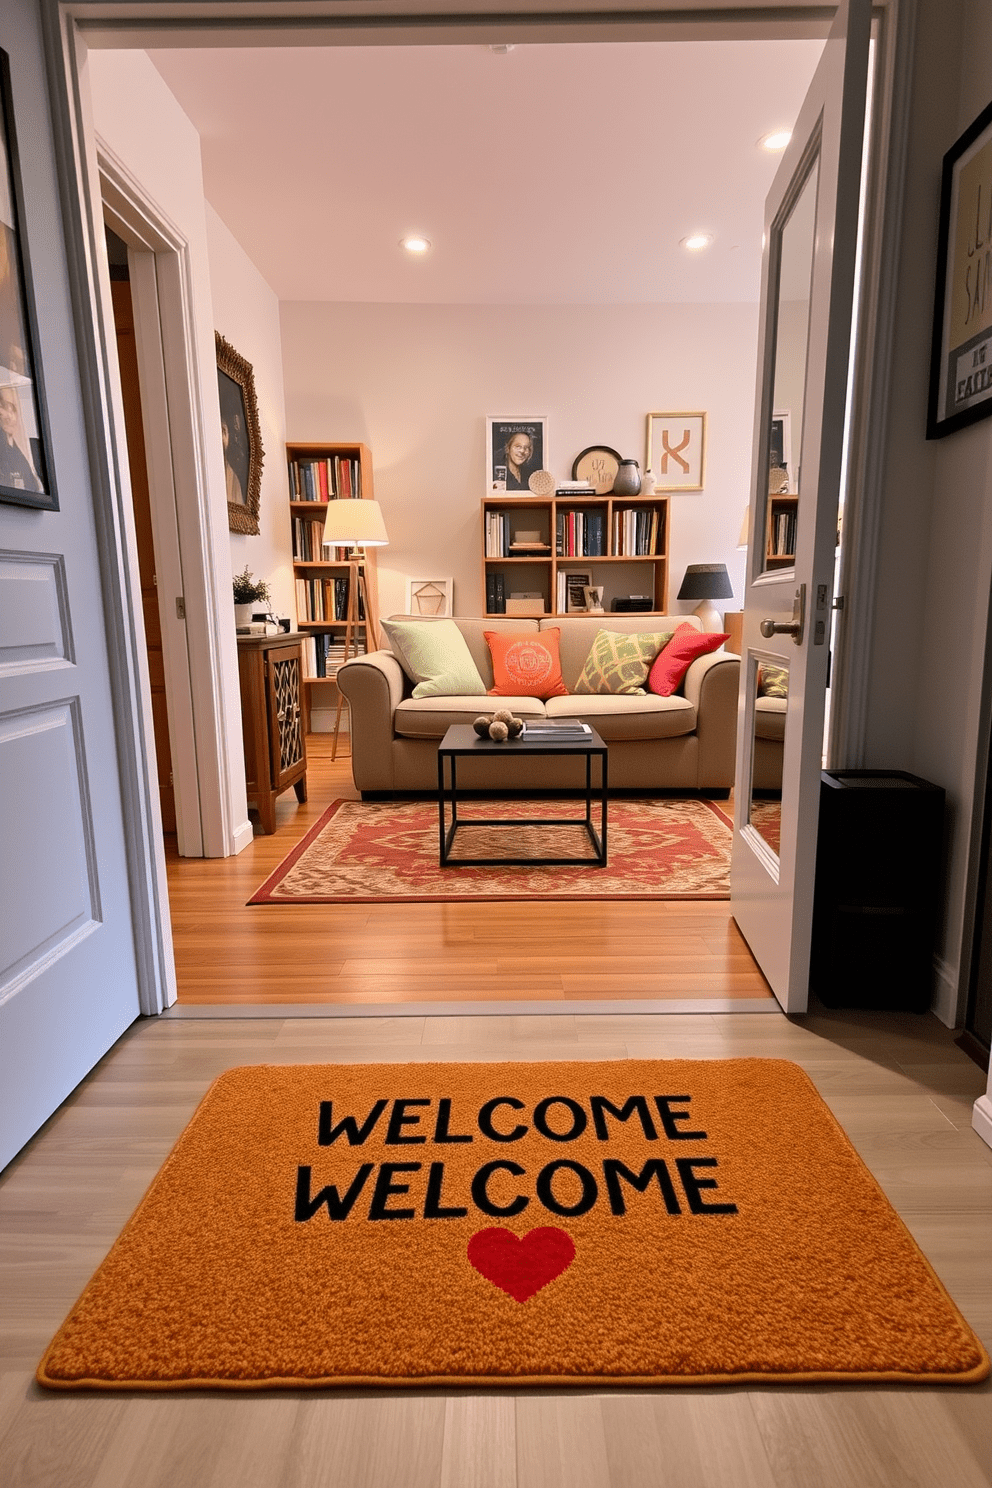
top-left (865, 0), bottom-right (992, 1027)
top-left (205, 206), bottom-right (293, 621)
top-left (280, 300), bottom-right (759, 622)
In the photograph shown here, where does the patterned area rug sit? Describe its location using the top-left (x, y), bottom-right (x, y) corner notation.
top-left (249, 798), bottom-right (732, 904)
top-left (38, 1060), bottom-right (989, 1390)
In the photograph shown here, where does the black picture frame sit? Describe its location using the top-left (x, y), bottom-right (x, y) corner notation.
top-left (0, 48), bottom-right (57, 510)
top-left (216, 332), bottom-right (264, 534)
top-left (927, 95), bottom-right (992, 440)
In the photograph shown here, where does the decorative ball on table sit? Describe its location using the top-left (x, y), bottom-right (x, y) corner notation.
top-left (506, 717), bottom-right (525, 738)
top-left (492, 708), bottom-right (515, 723)
top-left (472, 711), bottom-right (524, 741)
top-left (528, 469), bottom-right (556, 496)
top-left (473, 715), bottom-right (492, 737)
top-left (488, 721), bottom-right (509, 741)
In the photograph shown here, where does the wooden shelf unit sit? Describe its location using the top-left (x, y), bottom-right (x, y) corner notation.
top-left (287, 441), bottom-right (378, 689)
top-left (766, 493), bottom-right (798, 569)
top-left (482, 493), bottom-right (669, 618)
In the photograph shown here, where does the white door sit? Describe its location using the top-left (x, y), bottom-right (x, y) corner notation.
top-left (731, 0), bottom-right (872, 1014)
top-left (0, 3), bottom-right (141, 1169)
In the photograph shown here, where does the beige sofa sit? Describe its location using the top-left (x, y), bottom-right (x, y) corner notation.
top-left (337, 614), bottom-right (740, 796)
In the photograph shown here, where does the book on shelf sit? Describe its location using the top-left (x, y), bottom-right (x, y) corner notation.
top-left (302, 632), bottom-right (366, 681)
top-left (611, 506), bottom-right (661, 556)
top-left (556, 509), bottom-right (605, 557)
top-left (486, 570), bottom-right (507, 614)
top-left (294, 573), bottom-right (365, 624)
top-left (288, 453), bottom-right (362, 502)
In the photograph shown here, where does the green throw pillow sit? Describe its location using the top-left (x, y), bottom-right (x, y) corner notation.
top-left (573, 629), bottom-right (674, 696)
top-left (758, 663), bottom-right (789, 699)
top-left (380, 618), bottom-right (487, 698)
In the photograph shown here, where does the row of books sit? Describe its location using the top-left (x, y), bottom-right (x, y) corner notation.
top-left (484, 513), bottom-right (550, 557)
top-left (295, 575), bottom-right (365, 624)
top-left (292, 518), bottom-right (327, 562)
top-left (288, 455), bottom-right (362, 502)
top-left (612, 507), bottom-right (663, 556)
top-left (770, 509), bottom-right (798, 556)
top-left (302, 634), bottom-right (365, 681)
top-left (485, 571), bottom-right (508, 613)
top-left (556, 509), bottom-right (606, 557)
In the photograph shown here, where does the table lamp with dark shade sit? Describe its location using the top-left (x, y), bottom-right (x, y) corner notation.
top-left (677, 563), bottom-right (734, 632)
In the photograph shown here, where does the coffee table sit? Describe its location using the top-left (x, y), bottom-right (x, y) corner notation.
top-left (437, 723), bottom-right (608, 867)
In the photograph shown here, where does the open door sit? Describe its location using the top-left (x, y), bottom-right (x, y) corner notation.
top-left (731, 0), bottom-right (871, 1014)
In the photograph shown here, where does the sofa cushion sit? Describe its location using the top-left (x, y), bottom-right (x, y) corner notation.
top-left (648, 623), bottom-right (729, 696)
top-left (545, 692), bottom-right (696, 742)
top-left (380, 618), bottom-right (486, 698)
top-left (543, 615), bottom-right (697, 690)
top-left (386, 615), bottom-right (539, 690)
top-left (754, 696), bottom-right (786, 741)
top-left (573, 629), bottom-right (674, 695)
top-left (486, 629), bottom-right (569, 698)
top-left (757, 663), bottom-right (789, 698)
top-left (394, 695), bottom-right (547, 740)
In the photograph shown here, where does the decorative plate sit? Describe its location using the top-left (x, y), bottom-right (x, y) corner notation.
top-left (527, 469), bottom-right (556, 496)
top-left (571, 446), bottom-right (622, 495)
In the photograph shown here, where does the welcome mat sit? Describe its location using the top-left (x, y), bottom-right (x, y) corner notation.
top-left (249, 798), bottom-right (732, 904)
top-left (38, 1060), bottom-right (988, 1390)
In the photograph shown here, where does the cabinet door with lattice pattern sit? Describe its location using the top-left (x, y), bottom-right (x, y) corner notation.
top-left (266, 647), bottom-right (305, 789)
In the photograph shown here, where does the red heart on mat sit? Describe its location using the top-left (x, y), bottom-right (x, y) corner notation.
top-left (467, 1226), bottom-right (576, 1303)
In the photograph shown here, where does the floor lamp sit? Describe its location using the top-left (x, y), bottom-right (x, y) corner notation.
top-left (322, 498), bottom-right (389, 760)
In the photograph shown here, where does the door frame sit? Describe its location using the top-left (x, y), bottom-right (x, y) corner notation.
top-left (39, 0), bottom-right (912, 1016)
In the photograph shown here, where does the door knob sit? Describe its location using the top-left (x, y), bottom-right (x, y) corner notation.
top-left (759, 585), bottom-right (805, 645)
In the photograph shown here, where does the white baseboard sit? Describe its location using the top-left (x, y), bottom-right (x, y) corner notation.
top-left (972, 1093), bottom-right (992, 1152)
top-left (310, 707), bottom-right (348, 734)
top-left (930, 955), bottom-right (959, 1028)
top-left (231, 820), bottom-right (254, 856)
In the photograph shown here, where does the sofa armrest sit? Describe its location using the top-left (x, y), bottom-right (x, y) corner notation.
top-left (336, 651), bottom-right (406, 791)
top-left (683, 651), bottom-right (740, 790)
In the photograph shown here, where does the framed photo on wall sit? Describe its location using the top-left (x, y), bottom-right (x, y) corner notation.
top-left (406, 577), bottom-right (453, 616)
top-left (486, 416), bottom-right (547, 494)
top-left (770, 410), bottom-right (793, 491)
top-left (927, 97), bottom-right (992, 439)
top-left (645, 411), bottom-right (706, 491)
top-left (216, 332), bottom-right (264, 534)
top-left (0, 48), bottom-right (57, 510)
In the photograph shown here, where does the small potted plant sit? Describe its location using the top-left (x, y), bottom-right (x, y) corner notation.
top-left (233, 566), bottom-right (270, 628)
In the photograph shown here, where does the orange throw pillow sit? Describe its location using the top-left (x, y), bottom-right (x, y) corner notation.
top-left (647, 623), bottom-right (729, 696)
top-left (485, 629), bottom-right (569, 698)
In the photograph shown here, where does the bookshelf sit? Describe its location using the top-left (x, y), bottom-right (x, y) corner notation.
top-left (287, 441), bottom-right (378, 713)
top-left (766, 493), bottom-right (798, 569)
top-left (482, 493), bottom-right (669, 617)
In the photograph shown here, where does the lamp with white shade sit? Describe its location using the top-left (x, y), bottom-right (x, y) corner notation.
top-left (321, 499), bottom-right (389, 757)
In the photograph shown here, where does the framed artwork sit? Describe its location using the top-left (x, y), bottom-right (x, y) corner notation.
top-left (769, 410), bottom-right (793, 491)
top-left (0, 49), bottom-right (56, 510)
top-left (216, 332), bottom-right (264, 534)
top-left (927, 97), bottom-right (992, 439)
top-left (486, 416), bottom-right (547, 494)
top-left (571, 444), bottom-right (621, 495)
top-left (406, 577), bottom-right (453, 616)
top-left (564, 569), bottom-right (592, 613)
top-left (645, 411), bottom-right (707, 491)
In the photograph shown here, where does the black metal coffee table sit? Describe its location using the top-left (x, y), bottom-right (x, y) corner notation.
top-left (437, 723), bottom-right (608, 867)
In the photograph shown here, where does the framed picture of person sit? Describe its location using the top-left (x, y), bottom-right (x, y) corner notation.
top-left (216, 331), bottom-right (264, 535)
top-left (927, 96), bottom-right (992, 438)
top-left (486, 416), bottom-right (548, 495)
top-left (0, 48), bottom-right (57, 510)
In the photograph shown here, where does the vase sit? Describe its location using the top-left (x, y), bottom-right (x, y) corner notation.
top-left (613, 459), bottom-right (641, 496)
top-left (234, 603), bottom-right (252, 628)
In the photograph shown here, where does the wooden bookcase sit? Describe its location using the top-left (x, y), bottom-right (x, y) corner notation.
top-left (766, 493), bottom-right (798, 569)
top-left (286, 441), bottom-right (378, 703)
top-left (482, 493), bottom-right (669, 618)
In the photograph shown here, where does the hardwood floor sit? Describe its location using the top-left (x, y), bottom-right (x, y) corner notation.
top-left (165, 735), bottom-right (773, 1005)
top-left (0, 1007), bottom-right (989, 1486)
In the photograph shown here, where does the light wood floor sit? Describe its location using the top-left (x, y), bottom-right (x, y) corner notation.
top-left (165, 736), bottom-right (772, 1005)
top-left (0, 1008), bottom-right (989, 1486)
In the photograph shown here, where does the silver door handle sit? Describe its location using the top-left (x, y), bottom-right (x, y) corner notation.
top-left (759, 585), bottom-right (805, 645)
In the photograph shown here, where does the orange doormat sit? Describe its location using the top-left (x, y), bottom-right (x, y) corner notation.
top-left (248, 797), bottom-right (732, 903)
top-left (38, 1060), bottom-right (988, 1391)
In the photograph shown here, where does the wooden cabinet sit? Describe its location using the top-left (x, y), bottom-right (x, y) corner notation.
top-left (482, 493), bottom-right (669, 617)
top-left (766, 493), bottom-right (798, 568)
top-left (237, 634), bottom-right (308, 835)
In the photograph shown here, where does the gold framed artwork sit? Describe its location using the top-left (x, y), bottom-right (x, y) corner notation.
top-left (927, 97), bottom-right (992, 438)
top-left (646, 412), bottom-right (707, 491)
top-left (216, 331), bottom-right (264, 534)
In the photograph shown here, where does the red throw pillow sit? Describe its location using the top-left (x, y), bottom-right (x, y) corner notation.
top-left (485, 629), bottom-right (569, 698)
top-left (647, 623), bottom-right (729, 697)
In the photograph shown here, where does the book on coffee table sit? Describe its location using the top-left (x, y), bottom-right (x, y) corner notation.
top-left (521, 719), bottom-right (592, 737)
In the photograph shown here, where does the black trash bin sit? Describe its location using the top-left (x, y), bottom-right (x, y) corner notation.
top-left (810, 770), bottom-right (945, 1012)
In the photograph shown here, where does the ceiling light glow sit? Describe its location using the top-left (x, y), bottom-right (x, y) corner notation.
top-left (401, 236), bottom-right (431, 255)
top-left (682, 233), bottom-right (713, 252)
top-left (759, 130), bottom-right (792, 152)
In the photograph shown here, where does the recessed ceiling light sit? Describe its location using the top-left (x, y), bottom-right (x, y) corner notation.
top-left (681, 233), bottom-right (713, 252)
top-left (489, 44), bottom-right (515, 54)
top-left (400, 235), bottom-right (431, 255)
top-left (759, 130), bottom-right (792, 152)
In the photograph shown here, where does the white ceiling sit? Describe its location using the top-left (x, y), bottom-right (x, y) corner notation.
top-left (149, 39), bottom-right (823, 305)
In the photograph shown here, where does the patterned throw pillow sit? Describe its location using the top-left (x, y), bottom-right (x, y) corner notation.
top-left (647, 624), bottom-right (729, 697)
top-left (757, 663), bottom-right (789, 698)
top-left (485, 629), bottom-right (569, 698)
top-left (573, 630), bottom-right (674, 696)
top-left (380, 618), bottom-right (487, 699)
